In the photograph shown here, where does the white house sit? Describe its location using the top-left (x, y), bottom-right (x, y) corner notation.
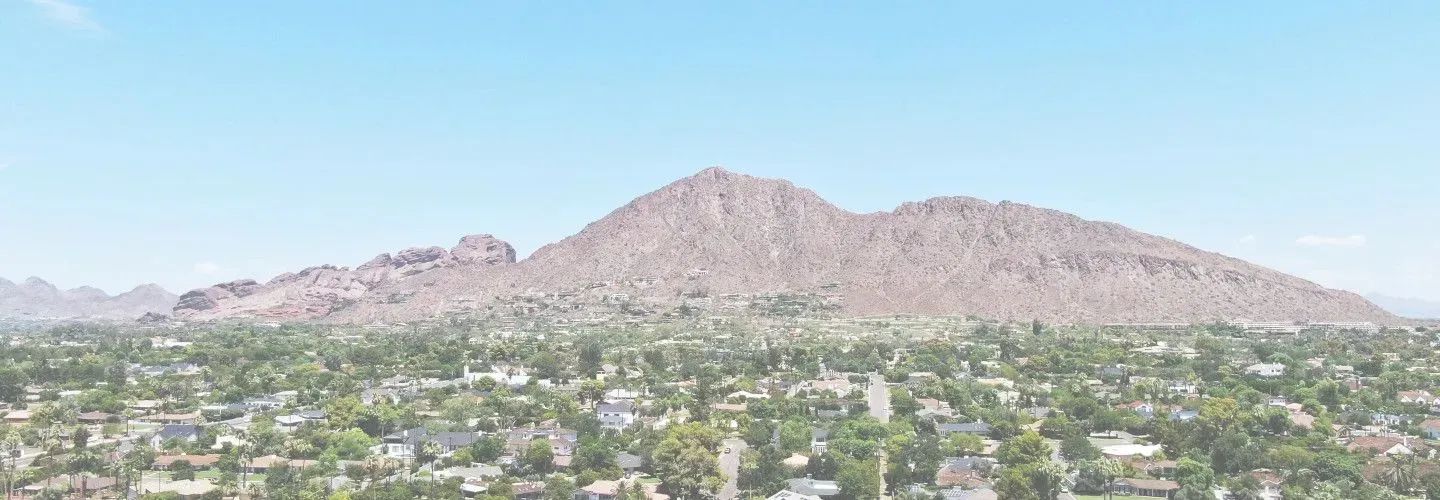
top-left (1245, 363), bottom-right (1286, 378)
top-left (597, 401), bottom-right (636, 430)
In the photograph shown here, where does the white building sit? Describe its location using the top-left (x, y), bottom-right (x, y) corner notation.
top-left (1245, 363), bottom-right (1286, 378)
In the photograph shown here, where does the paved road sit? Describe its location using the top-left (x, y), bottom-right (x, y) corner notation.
top-left (718, 437), bottom-right (747, 500)
top-left (868, 373), bottom-right (890, 423)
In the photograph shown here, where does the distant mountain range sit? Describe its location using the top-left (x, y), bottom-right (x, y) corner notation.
top-left (1365, 294), bottom-right (1440, 319)
top-left (0, 277), bottom-right (178, 320)
top-left (172, 167), bottom-right (1396, 324)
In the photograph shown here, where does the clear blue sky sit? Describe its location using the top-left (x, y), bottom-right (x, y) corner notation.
top-left (1, 1), bottom-right (1436, 301)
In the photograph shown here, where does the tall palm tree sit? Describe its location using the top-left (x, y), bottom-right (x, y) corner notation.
top-left (236, 443), bottom-right (254, 494)
top-left (1, 434), bottom-right (20, 500)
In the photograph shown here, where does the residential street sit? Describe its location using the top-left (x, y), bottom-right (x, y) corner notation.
top-left (718, 437), bottom-right (748, 500)
top-left (868, 373), bottom-right (889, 423)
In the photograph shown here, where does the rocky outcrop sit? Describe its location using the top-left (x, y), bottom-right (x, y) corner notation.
top-left (172, 235), bottom-right (516, 320)
top-left (0, 277), bottom-right (179, 320)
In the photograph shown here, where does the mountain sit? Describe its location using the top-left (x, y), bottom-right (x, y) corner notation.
top-left (173, 235), bottom-right (515, 320)
top-left (0, 277), bottom-right (178, 320)
top-left (1365, 293), bottom-right (1440, 319)
top-left (177, 167), bottom-right (1397, 324)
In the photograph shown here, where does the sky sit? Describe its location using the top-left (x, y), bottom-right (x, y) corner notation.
top-left (1, 1), bottom-right (1437, 302)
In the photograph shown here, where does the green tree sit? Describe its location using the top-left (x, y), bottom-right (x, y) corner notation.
top-left (545, 476), bottom-right (576, 500)
top-left (1175, 458), bottom-right (1215, 497)
top-left (738, 446), bottom-right (788, 498)
top-left (836, 457), bottom-right (882, 500)
top-left (325, 396), bottom-right (365, 431)
top-left (777, 420), bottom-right (811, 453)
top-left (1059, 435), bottom-right (1099, 462)
top-left (996, 431), bottom-right (1050, 467)
top-left (170, 459), bottom-right (195, 481)
top-left (651, 423), bottom-right (724, 498)
top-left (525, 439), bottom-right (555, 473)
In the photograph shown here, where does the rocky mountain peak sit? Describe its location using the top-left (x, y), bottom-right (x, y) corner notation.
top-left (452, 234), bottom-right (517, 266)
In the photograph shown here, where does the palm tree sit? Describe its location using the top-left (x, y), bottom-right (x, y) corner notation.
top-left (1383, 454), bottom-right (1419, 494)
top-left (419, 440), bottom-right (444, 496)
top-left (2, 434), bottom-right (20, 500)
top-left (1098, 458), bottom-right (1124, 500)
top-left (236, 443), bottom-right (254, 494)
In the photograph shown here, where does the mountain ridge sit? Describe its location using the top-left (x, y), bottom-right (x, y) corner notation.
top-left (175, 167), bottom-right (1396, 324)
top-left (0, 277), bottom-right (178, 320)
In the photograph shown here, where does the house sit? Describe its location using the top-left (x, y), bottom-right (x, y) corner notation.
top-left (1248, 469), bottom-right (1284, 500)
top-left (606, 389), bottom-right (642, 400)
top-left (274, 414), bottom-right (306, 429)
top-left (940, 456), bottom-right (995, 474)
top-left (936, 464), bottom-right (989, 489)
top-left (138, 478), bottom-right (216, 499)
top-left (767, 490), bottom-right (823, 500)
top-left (18, 474), bottom-right (116, 498)
top-left (505, 425), bottom-right (579, 456)
top-left (940, 487), bottom-right (998, 500)
top-left (1120, 401), bottom-right (1157, 420)
top-left (2, 410), bottom-right (30, 424)
top-left (144, 412), bottom-right (201, 425)
top-left (938, 422), bottom-right (992, 437)
top-left (383, 427), bottom-right (429, 457)
top-left (1167, 381), bottom-right (1198, 395)
top-left (1400, 390), bottom-right (1436, 405)
top-left (1168, 410), bottom-right (1200, 423)
top-left (1289, 412), bottom-right (1316, 430)
top-left (597, 401), bottom-right (636, 430)
top-left (511, 481), bottom-right (547, 500)
top-left (297, 409), bottom-right (328, 423)
top-left (1245, 363), bottom-right (1286, 378)
top-left (617, 452), bottom-right (644, 475)
top-left (728, 390), bottom-right (770, 400)
top-left (150, 424), bottom-right (201, 449)
top-left (77, 411), bottom-right (116, 425)
top-left (129, 400), bottom-right (162, 414)
top-left (786, 478), bottom-right (841, 498)
top-left (153, 454), bottom-right (222, 470)
top-left (435, 464), bottom-right (504, 483)
top-left (383, 428), bottom-right (480, 457)
top-left (244, 455), bottom-right (290, 474)
top-left (1102, 444), bottom-right (1165, 459)
top-left (811, 429), bottom-right (830, 454)
top-left (1421, 419), bottom-right (1440, 439)
top-left (244, 396), bottom-right (285, 411)
top-left (1371, 413), bottom-right (1408, 427)
top-left (580, 480), bottom-right (669, 500)
top-left (1347, 436), bottom-right (1431, 456)
top-left (430, 431), bottom-right (482, 452)
top-left (1111, 478), bottom-right (1180, 498)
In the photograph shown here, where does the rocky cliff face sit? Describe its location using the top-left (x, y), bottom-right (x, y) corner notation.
top-left (0, 277), bottom-right (178, 320)
top-left (179, 167), bottom-right (1397, 324)
top-left (173, 234), bottom-right (515, 320)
